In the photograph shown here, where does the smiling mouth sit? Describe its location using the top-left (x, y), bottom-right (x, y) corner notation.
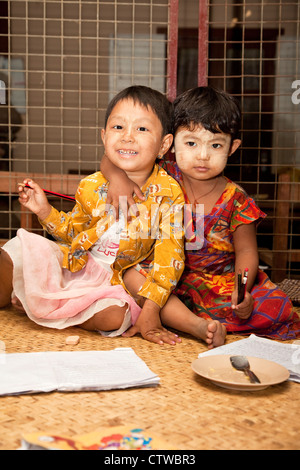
top-left (118, 150), bottom-right (137, 156)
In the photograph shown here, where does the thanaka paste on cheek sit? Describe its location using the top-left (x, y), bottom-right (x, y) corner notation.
top-left (173, 149), bottom-right (190, 171)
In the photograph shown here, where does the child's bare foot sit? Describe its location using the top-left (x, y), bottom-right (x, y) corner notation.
top-left (205, 320), bottom-right (226, 349)
top-left (194, 318), bottom-right (226, 349)
top-left (159, 295), bottom-right (226, 349)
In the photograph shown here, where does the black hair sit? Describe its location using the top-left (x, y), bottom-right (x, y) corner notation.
top-left (173, 86), bottom-right (241, 140)
top-left (104, 85), bottom-right (173, 136)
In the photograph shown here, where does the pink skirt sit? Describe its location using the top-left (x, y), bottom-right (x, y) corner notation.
top-left (3, 229), bottom-right (141, 336)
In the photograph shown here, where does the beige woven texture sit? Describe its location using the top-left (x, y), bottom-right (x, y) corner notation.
top-left (1, 306), bottom-right (300, 450)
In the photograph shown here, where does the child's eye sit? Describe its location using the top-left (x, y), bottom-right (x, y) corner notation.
top-left (138, 126), bottom-right (148, 132)
top-left (186, 141), bottom-right (196, 147)
top-left (212, 143), bottom-right (221, 149)
top-left (113, 125), bottom-right (123, 130)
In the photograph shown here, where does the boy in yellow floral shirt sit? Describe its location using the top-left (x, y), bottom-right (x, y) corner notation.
top-left (0, 86), bottom-right (185, 345)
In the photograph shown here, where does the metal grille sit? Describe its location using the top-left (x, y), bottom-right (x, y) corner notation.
top-left (176, 0), bottom-right (299, 281)
top-left (206, 0), bottom-right (300, 282)
top-left (0, 0), bottom-right (171, 241)
top-left (0, 0), bottom-right (299, 282)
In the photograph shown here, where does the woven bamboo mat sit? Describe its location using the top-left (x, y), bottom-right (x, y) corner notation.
top-left (1, 306), bottom-right (300, 450)
top-left (278, 279), bottom-right (300, 305)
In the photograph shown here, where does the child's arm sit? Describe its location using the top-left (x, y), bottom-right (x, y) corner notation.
top-left (231, 222), bottom-right (259, 319)
top-left (100, 154), bottom-right (145, 215)
top-left (19, 178), bottom-right (92, 245)
top-left (129, 298), bottom-right (180, 346)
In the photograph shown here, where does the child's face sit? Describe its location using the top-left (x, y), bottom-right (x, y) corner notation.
top-left (174, 124), bottom-right (241, 181)
top-left (101, 98), bottom-right (173, 183)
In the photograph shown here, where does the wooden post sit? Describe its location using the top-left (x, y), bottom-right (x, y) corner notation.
top-left (198, 0), bottom-right (208, 86)
top-left (273, 173), bottom-right (291, 283)
top-left (167, 0), bottom-right (179, 102)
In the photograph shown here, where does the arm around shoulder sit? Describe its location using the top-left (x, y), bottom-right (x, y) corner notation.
top-left (100, 153), bottom-right (145, 213)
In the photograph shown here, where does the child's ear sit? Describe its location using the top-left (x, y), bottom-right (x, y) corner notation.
top-left (100, 128), bottom-right (106, 145)
top-left (229, 139), bottom-right (241, 156)
top-left (160, 133), bottom-right (174, 156)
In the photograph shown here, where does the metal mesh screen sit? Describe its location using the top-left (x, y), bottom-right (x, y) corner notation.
top-left (0, 0), bottom-right (170, 241)
top-left (0, 0), bottom-right (299, 283)
top-left (206, 0), bottom-right (299, 282)
top-left (176, 0), bottom-right (299, 282)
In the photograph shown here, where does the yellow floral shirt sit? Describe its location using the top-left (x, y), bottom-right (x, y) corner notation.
top-left (40, 164), bottom-right (185, 308)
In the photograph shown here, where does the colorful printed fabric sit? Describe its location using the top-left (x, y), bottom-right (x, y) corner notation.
top-left (160, 160), bottom-right (300, 340)
top-left (40, 164), bottom-right (185, 308)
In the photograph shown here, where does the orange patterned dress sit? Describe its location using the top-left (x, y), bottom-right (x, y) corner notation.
top-left (161, 161), bottom-right (300, 340)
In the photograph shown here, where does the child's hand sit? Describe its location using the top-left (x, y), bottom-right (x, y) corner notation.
top-left (231, 290), bottom-right (254, 320)
top-left (123, 322), bottom-right (181, 345)
top-left (106, 179), bottom-right (145, 220)
top-left (18, 179), bottom-right (52, 220)
top-left (122, 300), bottom-right (181, 345)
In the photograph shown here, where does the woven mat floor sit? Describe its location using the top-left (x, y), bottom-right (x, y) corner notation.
top-left (1, 306), bottom-right (300, 450)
